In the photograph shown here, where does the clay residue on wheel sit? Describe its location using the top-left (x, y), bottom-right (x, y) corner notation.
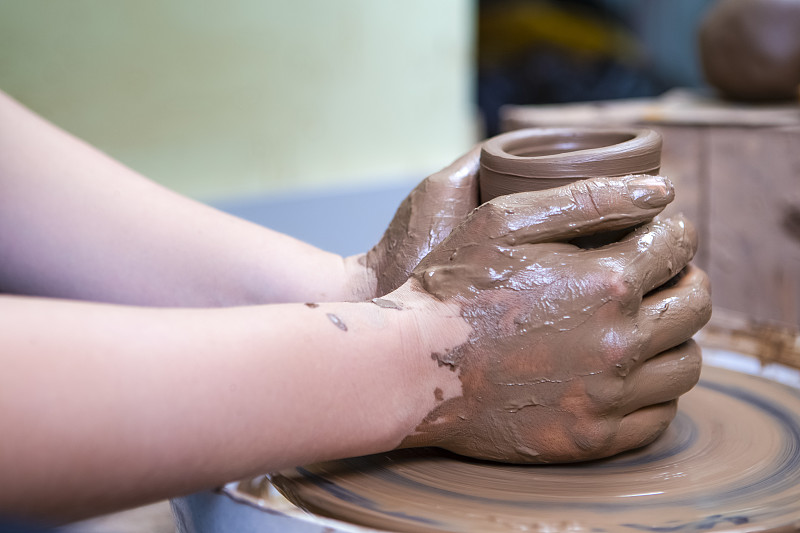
top-left (258, 366), bottom-right (800, 533)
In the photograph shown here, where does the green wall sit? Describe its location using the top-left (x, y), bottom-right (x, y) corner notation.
top-left (0, 1), bottom-right (475, 200)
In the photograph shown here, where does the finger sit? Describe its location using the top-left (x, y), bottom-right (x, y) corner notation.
top-left (412, 144), bottom-right (482, 249)
top-left (621, 341), bottom-right (702, 414)
top-left (380, 145), bottom-right (482, 285)
top-left (597, 214), bottom-right (698, 296)
top-left (639, 265), bottom-right (712, 356)
top-left (478, 175), bottom-right (674, 246)
top-left (611, 400), bottom-right (679, 455)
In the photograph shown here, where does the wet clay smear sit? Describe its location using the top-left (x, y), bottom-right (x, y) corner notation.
top-left (371, 298), bottom-right (402, 310)
top-left (246, 365), bottom-right (800, 533)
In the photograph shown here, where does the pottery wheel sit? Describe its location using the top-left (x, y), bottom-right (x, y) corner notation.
top-left (252, 364), bottom-right (800, 533)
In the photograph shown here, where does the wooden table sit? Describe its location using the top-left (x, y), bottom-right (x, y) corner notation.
top-left (502, 91), bottom-right (800, 350)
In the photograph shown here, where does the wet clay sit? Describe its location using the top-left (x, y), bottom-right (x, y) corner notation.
top-left (699, 0), bottom-right (800, 102)
top-left (364, 129), bottom-right (703, 468)
top-left (479, 128), bottom-right (662, 203)
top-left (250, 365), bottom-right (800, 533)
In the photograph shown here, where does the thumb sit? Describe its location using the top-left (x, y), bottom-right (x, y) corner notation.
top-left (470, 174), bottom-right (675, 246)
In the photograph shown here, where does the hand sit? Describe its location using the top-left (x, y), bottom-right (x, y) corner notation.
top-left (400, 175), bottom-right (711, 463)
top-left (363, 145), bottom-right (481, 297)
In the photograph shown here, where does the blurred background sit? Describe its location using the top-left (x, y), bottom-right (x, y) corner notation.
top-left (478, 0), bottom-right (715, 135)
top-left (0, 0), bottom-right (715, 202)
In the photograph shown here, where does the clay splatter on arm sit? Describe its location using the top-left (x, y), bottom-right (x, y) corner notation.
top-left (371, 298), bottom-right (403, 310)
top-left (326, 313), bottom-right (348, 332)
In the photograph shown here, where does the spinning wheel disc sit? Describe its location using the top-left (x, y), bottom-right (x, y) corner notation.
top-left (260, 364), bottom-right (800, 532)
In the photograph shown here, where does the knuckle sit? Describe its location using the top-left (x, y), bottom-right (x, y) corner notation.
top-left (480, 199), bottom-right (506, 222)
top-left (588, 376), bottom-right (628, 410)
top-left (694, 294), bottom-right (713, 327)
top-left (656, 400), bottom-right (679, 427)
top-left (687, 271), bottom-right (713, 325)
top-left (485, 196), bottom-right (511, 216)
top-left (594, 326), bottom-right (643, 378)
top-left (480, 198), bottom-right (518, 239)
top-left (570, 418), bottom-right (617, 455)
top-left (697, 268), bottom-right (713, 299)
top-left (568, 180), bottom-right (605, 218)
top-left (611, 401), bottom-right (677, 456)
top-left (464, 202), bottom-right (498, 233)
top-left (682, 341), bottom-right (703, 385)
top-left (566, 179), bottom-right (592, 197)
top-left (601, 270), bottom-right (638, 302)
top-left (665, 216), bottom-right (697, 260)
top-left (658, 342), bottom-right (702, 396)
top-left (678, 215), bottom-right (698, 243)
top-left (641, 410), bottom-right (675, 444)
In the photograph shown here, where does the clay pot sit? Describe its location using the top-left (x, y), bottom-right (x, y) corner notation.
top-left (479, 128), bottom-right (662, 204)
top-left (699, 0), bottom-right (800, 102)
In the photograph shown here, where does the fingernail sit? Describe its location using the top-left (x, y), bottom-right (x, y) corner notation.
top-left (625, 175), bottom-right (674, 208)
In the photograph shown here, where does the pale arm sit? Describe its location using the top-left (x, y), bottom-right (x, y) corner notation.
top-left (0, 90), bottom-right (374, 306)
top-left (0, 289), bottom-right (467, 522)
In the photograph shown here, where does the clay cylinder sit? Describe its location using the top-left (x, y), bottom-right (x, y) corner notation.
top-left (479, 128), bottom-right (662, 204)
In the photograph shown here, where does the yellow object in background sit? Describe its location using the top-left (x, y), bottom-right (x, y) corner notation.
top-left (478, 0), bottom-right (638, 66)
top-left (0, 1), bottom-right (476, 201)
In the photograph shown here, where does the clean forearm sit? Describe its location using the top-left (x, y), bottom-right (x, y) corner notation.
top-left (0, 290), bottom-right (465, 521)
top-left (0, 91), bottom-right (372, 306)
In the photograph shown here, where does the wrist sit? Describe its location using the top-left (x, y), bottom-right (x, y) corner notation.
top-left (342, 253), bottom-right (378, 301)
top-left (386, 281), bottom-right (469, 449)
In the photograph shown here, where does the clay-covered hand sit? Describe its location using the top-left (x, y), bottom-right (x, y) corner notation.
top-left (400, 175), bottom-right (712, 463)
top-left (363, 146), bottom-right (481, 297)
